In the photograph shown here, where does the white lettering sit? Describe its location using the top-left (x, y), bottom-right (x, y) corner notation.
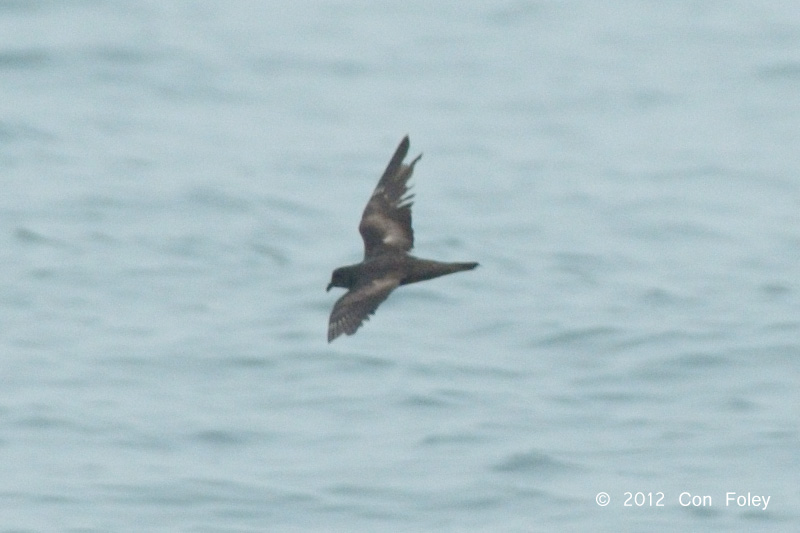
top-left (726, 492), bottom-right (770, 510)
top-left (679, 492), bottom-right (711, 506)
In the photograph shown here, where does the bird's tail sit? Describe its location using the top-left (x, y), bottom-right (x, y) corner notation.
top-left (404, 259), bottom-right (478, 285)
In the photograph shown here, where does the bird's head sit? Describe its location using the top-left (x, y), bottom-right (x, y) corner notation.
top-left (327, 266), bottom-right (356, 292)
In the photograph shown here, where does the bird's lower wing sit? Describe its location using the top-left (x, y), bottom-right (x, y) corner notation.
top-left (328, 277), bottom-right (400, 342)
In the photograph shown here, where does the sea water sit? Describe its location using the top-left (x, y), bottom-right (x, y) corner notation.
top-left (1, 1), bottom-right (799, 531)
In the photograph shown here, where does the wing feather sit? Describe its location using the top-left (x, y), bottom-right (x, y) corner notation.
top-left (358, 136), bottom-right (421, 258)
top-left (327, 277), bottom-right (400, 342)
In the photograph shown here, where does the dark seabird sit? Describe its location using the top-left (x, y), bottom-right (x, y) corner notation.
top-left (326, 136), bottom-right (478, 342)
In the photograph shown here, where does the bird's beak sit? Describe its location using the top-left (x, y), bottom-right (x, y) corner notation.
top-left (326, 283), bottom-right (333, 292)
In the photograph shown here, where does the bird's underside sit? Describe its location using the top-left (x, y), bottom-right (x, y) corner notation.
top-left (326, 136), bottom-right (478, 342)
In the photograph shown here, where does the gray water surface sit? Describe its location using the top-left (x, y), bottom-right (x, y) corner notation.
top-left (2, 1), bottom-right (799, 531)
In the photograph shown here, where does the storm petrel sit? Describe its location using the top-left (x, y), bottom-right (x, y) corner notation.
top-left (326, 136), bottom-right (478, 342)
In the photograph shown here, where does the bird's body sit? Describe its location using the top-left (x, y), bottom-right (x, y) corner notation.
top-left (326, 136), bottom-right (478, 342)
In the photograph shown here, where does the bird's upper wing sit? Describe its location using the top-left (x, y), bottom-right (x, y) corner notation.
top-left (328, 276), bottom-right (400, 342)
top-left (358, 136), bottom-right (422, 259)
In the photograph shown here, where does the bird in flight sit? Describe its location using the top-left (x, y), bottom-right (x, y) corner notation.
top-left (326, 136), bottom-right (478, 342)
